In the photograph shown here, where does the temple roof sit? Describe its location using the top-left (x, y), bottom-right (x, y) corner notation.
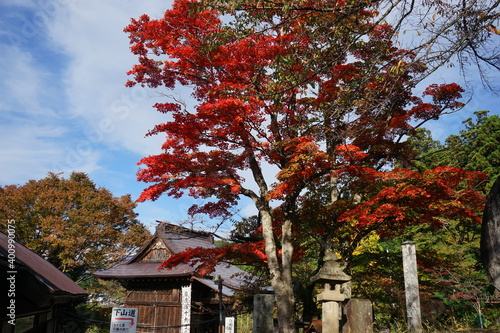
top-left (0, 232), bottom-right (87, 297)
top-left (94, 222), bottom-right (251, 296)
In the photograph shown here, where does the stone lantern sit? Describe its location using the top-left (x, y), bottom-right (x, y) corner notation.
top-left (311, 249), bottom-right (351, 333)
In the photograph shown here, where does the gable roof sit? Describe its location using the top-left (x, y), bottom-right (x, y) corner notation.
top-left (127, 221), bottom-right (215, 264)
top-left (94, 222), bottom-right (252, 296)
top-left (0, 231), bottom-right (87, 296)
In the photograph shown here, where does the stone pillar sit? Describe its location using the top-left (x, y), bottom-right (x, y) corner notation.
top-left (316, 283), bottom-right (346, 333)
top-left (343, 298), bottom-right (373, 333)
top-left (252, 294), bottom-right (274, 333)
top-left (322, 300), bottom-right (341, 333)
top-left (402, 241), bottom-right (422, 333)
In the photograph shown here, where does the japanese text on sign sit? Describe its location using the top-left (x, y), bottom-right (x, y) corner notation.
top-left (110, 307), bottom-right (138, 333)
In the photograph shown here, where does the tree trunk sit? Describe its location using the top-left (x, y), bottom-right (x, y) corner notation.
top-left (274, 279), bottom-right (296, 333)
top-left (247, 147), bottom-right (296, 332)
top-left (481, 176), bottom-right (500, 291)
top-left (260, 210), bottom-right (296, 333)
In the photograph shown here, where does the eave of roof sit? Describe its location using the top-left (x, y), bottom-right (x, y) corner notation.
top-left (0, 232), bottom-right (87, 296)
top-left (93, 261), bottom-right (195, 279)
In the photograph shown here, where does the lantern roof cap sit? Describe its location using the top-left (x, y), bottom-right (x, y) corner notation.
top-left (311, 249), bottom-right (351, 284)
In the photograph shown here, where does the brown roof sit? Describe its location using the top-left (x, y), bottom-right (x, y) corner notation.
top-left (94, 222), bottom-right (252, 296)
top-left (0, 232), bottom-right (87, 296)
top-left (94, 261), bottom-right (195, 279)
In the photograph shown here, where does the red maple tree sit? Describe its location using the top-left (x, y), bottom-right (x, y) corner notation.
top-left (125, 1), bottom-right (486, 331)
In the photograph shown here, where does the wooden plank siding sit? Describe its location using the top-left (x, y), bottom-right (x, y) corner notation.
top-left (125, 290), bottom-right (182, 333)
top-left (126, 289), bottom-right (181, 305)
top-left (123, 288), bottom-right (219, 333)
top-left (138, 238), bottom-right (172, 262)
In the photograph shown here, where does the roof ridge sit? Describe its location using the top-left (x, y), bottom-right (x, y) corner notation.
top-left (156, 221), bottom-right (214, 241)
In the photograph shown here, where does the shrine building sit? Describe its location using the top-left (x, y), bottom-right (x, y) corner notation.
top-left (94, 221), bottom-right (253, 333)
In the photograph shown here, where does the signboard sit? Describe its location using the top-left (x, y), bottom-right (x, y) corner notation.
top-left (225, 317), bottom-right (235, 333)
top-left (110, 307), bottom-right (138, 333)
top-left (181, 285), bottom-right (192, 333)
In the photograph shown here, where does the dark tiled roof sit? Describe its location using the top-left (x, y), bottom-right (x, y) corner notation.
top-left (94, 222), bottom-right (252, 296)
top-left (0, 232), bottom-right (87, 296)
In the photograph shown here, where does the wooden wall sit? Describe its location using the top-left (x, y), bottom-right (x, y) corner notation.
top-left (126, 289), bottom-right (182, 333)
top-left (122, 280), bottom-right (220, 333)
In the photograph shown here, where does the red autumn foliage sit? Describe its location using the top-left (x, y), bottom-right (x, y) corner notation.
top-left (124, 1), bottom-right (486, 330)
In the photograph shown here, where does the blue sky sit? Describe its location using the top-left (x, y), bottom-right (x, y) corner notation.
top-left (0, 0), bottom-right (498, 232)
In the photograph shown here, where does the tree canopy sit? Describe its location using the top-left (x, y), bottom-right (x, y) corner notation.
top-left (407, 111), bottom-right (500, 192)
top-left (124, 1), bottom-right (495, 331)
top-left (360, 112), bottom-right (500, 328)
top-left (0, 172), bottom-right (150, 282)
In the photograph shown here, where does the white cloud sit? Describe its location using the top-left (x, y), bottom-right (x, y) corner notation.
top-left (0, 115), bottom-right (101, 184)
top-left (0, 126), bottom-right (58, 183)
top-left (0, 1), bottom-right (200, 223)
top-left (0, 35), bottom-right (102, 184)
top-left (0, 46), bottom-right (54, 117)
top-left (0, 0), bottom-right (36, 9)
top-left (44, 0), bottom-right (172, 157)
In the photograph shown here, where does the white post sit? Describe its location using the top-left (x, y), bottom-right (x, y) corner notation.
top-left (402, 241), bottom-right (422, 333)
top-left (181, 285), bottom-right (192, 333)
top-left (225, 317), bottom-right (235, 333)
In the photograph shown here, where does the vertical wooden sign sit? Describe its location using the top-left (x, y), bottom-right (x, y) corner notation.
top-left (402, 241), bottom-right (422, 333)
top-left (181, 285), bottom-right (192, 333)
top-left (225, 317), bottom-right (235, 333)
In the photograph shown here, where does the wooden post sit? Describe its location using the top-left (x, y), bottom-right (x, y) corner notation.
top-left (402, 241), bottom-right (422, 333)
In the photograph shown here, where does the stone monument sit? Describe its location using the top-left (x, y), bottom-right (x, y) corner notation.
top-left (252, 294), bottom-right (274, 333)
top-left (342, 298), bottom-right (373, 333)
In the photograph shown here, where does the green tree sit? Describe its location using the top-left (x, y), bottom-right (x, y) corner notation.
top-left (0, 172), bottom-right (150, 282)
top-left (351, 222), bottom-right (493, 329)
top-left (408, 111), bottom-right (500, 191)
top-left (358, 111), bottom-right (500, 329)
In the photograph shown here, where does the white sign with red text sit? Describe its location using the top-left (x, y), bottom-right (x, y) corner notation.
top-left (110, 307), bottom-right (138, 333)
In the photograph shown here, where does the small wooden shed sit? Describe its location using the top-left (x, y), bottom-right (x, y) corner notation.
top-left (94, 222), bottom-right (251, 333)
top-left (0, 232), bottom-right (87, 333)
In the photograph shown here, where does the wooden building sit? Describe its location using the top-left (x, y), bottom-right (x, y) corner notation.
top-left (0, 232), bottom-right (87, 333)
top-left (94, 222), bottom-right (252, 333)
